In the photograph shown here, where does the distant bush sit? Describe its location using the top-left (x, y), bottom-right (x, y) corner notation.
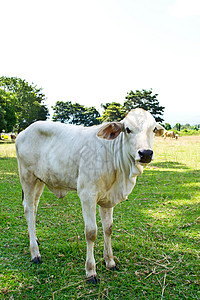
top-left (174, 129), bottom-right (200, 136)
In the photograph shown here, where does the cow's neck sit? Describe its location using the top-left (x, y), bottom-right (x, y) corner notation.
top-left (97, 134), bottom-right (144, 208)
top-left (112, 133), bottom-right (143, 179)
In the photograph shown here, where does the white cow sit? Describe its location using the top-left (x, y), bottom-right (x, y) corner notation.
top-left (15, 108), bottom-right (164, 283)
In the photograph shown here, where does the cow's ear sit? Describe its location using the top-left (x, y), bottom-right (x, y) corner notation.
top-left (154, 123), bottom-right (165, 136)
top-left (97, 122), bottom-right (124, 140)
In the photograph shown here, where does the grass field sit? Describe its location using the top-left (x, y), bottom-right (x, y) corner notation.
top-left (0, 137), bottom-right (200, 299)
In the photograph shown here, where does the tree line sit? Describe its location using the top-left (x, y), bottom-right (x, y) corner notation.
top-left (53, 89), bottom-right (165, 125)
top-left (0, 77), bottom-right (166, 133)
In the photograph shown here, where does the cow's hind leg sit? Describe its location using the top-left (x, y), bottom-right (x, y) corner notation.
top-left (22, 178), bottom-right (44, 263)
top-left (99, 206), bottom-right (117, 270)
top-left (33, 180), bottom-right (45, 246)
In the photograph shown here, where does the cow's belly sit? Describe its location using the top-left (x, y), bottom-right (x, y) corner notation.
top-left (46, 185), bottom-right (72, 199)
top-left (34, 162), bottom-right (78, 198)
top-left (43, 176), bottom-right (77, 198)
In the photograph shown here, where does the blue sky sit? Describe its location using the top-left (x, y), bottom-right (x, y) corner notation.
top-left (1, 0), bottom-right (200, 125)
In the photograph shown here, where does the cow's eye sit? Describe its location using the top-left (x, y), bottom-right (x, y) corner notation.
top-left (153, 127), bottom-right (157, 133)
top-left (126, 127), bottom-right (132, 134)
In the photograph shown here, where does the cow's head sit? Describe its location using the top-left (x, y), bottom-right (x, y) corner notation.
top-left (97, 108), bottom-right (164, 165)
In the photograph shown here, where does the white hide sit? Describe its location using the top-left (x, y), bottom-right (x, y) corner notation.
top-left (15, 108), bottom-right (164, 280)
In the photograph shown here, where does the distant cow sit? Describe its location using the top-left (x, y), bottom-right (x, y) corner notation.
top-left (11, 134), bottom-right (17, 140)
top-left (164, 131), bottom-right (175, 139)
top-left (15, 108), bottom-right (164, 283)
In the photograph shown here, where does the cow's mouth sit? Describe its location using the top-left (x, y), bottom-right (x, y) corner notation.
top-left (136, 161), bottom-right (149, 167)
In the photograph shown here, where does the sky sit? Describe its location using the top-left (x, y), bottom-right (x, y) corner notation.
top-left (1, 0), bottom-right (200, 125)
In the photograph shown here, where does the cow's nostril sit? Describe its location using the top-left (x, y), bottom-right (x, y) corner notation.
top-left (138, 150), bottom-right (144, 158)
top-left (138, 149), bottom-right (153, 163)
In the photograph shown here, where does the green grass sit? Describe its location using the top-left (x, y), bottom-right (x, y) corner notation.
top-left (0, 137), bottom-right (199, 299)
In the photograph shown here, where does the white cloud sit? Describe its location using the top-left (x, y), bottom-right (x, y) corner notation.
top-left (169, 0), bottom-right (200, 17)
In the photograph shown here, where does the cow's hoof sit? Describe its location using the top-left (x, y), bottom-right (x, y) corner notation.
top-left (86, 275), bottom-right (99, 284)
top-left (109, 265), bottom-right (119, 271)
top-left (32, 256), bottom-right (41, 264)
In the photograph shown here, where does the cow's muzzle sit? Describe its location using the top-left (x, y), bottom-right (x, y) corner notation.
top-left (138, 149), bottom-right (153, 164)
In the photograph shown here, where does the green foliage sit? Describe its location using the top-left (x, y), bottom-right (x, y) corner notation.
top-left (70, 102), bottom-right (86, 125)
top-left (123, 89), bottom-right (165, 123)
top-left (0, 106), bottom-right (6, 132)
top-left (172, 123), bottom-right (200, 136)
top-left (99, 90), bottom-right (165, 124)
top-left (52, 101), bottom-right (101, 126)
top-left (0, 76), bottom-right (49, 132)
top-left (52, 101), bottom-right (72, 123)
top-left (0, 89), bottom-right (17, 132)
top-left (175, 123), bottom-right (181, 131)
top-left (178, 130), bottom-right (200, 136)
top-left (83, 106), bottom-right (101, 126)
top-left (98, 102), bottom-right (124, 122)
top-left (101, 102), bottom-right (121, 111)
top-left (52, 89), bottom-right (166, 125)
top-left (164, 123), bottom-right (172, 130)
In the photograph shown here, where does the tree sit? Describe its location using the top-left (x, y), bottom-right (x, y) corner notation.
top-left (175, 123), bottom-right (181, 131)
top-left (0, 76), bottom-right (49, 132)
top-left (0, 89), bottom-right (17, 132)
top-left (99, 102), bottom-right (124, 122)
top-left (101, 102), bottom-right (121, 111)
top-left (70, 103), bottom-right (87, 125)
top-left (52, 101), bottom-right (101, 126)
top-left (0, 106), bottom-right (6, 132)
top-left (164, 123), bottom-right (172, 130)
top-left (123, 89), bottom-right (165, 123)
top-left (83, 106), bottom-right (101, 126)
top-left (52, 101), bottom-right (73, 123)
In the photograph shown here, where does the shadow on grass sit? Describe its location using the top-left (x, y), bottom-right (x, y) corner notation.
top-left (150, 161), bottom-right (189, 169)
top-left (0, 141), bottom-right (15, 144)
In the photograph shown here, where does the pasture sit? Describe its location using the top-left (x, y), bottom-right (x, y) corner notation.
top-left (0, 137), bottom-right (199, 299)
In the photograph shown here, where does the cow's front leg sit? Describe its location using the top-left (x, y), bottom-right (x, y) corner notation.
top-left (80, 196), bottom-right (98, 283)
top-left (99, 206), bottom-right (117, 270)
